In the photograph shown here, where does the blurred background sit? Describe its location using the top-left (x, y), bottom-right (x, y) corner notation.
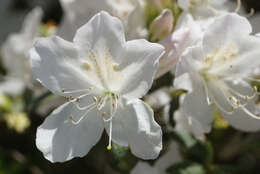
top-left (0, 0), bottom-right (260, 174)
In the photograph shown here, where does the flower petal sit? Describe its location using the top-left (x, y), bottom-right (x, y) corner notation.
top-left (210, 35), bottom-right (260, 77)
top-left (220, 80), bottom-right (260, 132)
top-left (73, 11), bottom-right (125, 60)
top-left (105, 98), bottom-right (162, 159)
top-left (36, 102), bottom-right (104, 162)
top-left (0, 79), bottom-right (25, 96)
top-left (30, 36), bottom-right (101, 97)
top-left (130, 162), bottom-right (158, 174)
top-left (174, 95), bottom-right (206, 141)
top-left (182, 79), bottom-right (214, 133)
top-left (126, 99), bottom-right (162, 159)
top-left (118, 39), bottom-right (164, 99)
top-left (203, 13), bottom-right (252, 55)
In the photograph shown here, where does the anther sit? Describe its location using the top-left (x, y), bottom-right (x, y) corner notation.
top-left (228, 96), bottom-right (232, 101)
top-left (102, 112), bottom-right (107, 118)
top-left (69, 96), bottom-right (74, 100)
top-left (69, 114), bottom-right (75, 121)
top-left (62, 88), bottom-right (65, 93)
top-left (245, 96), bottom-right (249, 102)
top-left (254, 86), bottom-right (258, 93)
top-left (232, 106), bottom-right (235, 111)
top-left (107, 145), bottom-right (112, 151)
top-left (76, 98), bottom-right (80, 102)
top-left (82, 62), bottom-right (91, 70)
top-left (112, 103), bottom-right (115, 108)
top-left (93, 96), bottom-right (98, 104)
top-left (112, 64), bottom-right (119, 71)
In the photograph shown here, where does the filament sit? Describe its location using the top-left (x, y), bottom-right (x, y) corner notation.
top-left (70, 105), bottom-right (96, 125)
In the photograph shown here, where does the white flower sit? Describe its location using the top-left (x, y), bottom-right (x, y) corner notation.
top-left (1, 7), bottom-right (42, 95)
top-left (131, 142), bottom-right (182, 174)
top-left (177, 0), bottom-right (228, 18)
top-left (174, 13), bottom-right (260, 133)
top-left (126, 0), bottom-right (148, 40)
top-left (174, 95), bottom-right (205, 141)
top-left (30, 11), bottom-right (164, 162)
top-left (58, 0), bottom-right (139, 41)
top-left (156, 14), bottom-right (203, 78)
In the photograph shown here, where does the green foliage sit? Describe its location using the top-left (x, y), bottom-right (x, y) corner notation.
top-left (167, 161), bottom-right (206, 174)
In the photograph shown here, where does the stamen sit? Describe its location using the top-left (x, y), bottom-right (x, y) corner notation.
top-left (75, 103), bottom-right (96, 111)
top-left (69, 114), bottom-right (75, 121)
top-left (246, 8), bottom-right (255, 18)
top-left (70, 105), bottom-right (96, 125)
top-left (211, 95), bottom-right (234, 114)
top-left (235, 0), bottom-right (241, 13)
top-left (61, 87), bottom-right (93, 94)
top-left (93, 96), bottom-right (98, 104)
top-left (69, 96), bottom-right (74, 101)
top-left (241, 107), bottom-right (260, 120)
top-left (202, 80), bottom-right (213, 105)
top-left (107, 119), bottom-right (112, 151)
top-left (82, 62), bottom-right (91, 70)
top-left (112, 64), bottom-right (119, 71)
top-left (102, 112), bottom-right (107, 119)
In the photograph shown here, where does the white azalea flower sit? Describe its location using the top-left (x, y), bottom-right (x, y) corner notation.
top-left (131, 142), bottom-right (182, 174)
top-left (174, 13), bottom-right (260, 133)
top-left (58, 0), bottom-right (139, 41)
top-left (177, 0), bottom-right (228, 18)
top-left (30, 11), bottom-right (164, 162)
top-left (174, 95), bottom-right (205, 141)
top-left (1, 7), bottom-right (42, 95)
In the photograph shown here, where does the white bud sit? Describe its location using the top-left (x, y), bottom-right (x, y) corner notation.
top-left (150, 9), bottom-right (174, 41)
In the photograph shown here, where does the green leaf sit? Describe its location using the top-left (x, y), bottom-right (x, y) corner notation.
top-left (167, 161), bottom-right (206, 174)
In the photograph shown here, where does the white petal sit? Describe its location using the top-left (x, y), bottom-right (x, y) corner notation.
top-left (156, 27), bottom-right (190, 78)
top-left (203, 13), bottom-right (252, 55)
top-left (21, 7), bottom-right (43, 39)
top-left (174, 45), bottom-right (204, 91)
top-left (119, 39), bottom-right (164, 99)
top-left (30, 36), bottom-right (100, 97)
top-left (36, 102), bottom-right (104, 162)
top-left (174, 107), bottom-right (206, 141)
top-left (73, 11), bottom-right (125, 60)
top-left (0, 79), bottom-right (25, 96)
top-left (107, 98), bottom-right (162, 159)
top-left (211, 35), bottom-right (260, 77)
top-left (177, 0), bottom-right (190, 11)
top-left (155, 142), bottom-right (182, 171)
top-left (130, 162), bottom-right (158, 174)
top-left (182, 81), bottom-right (214, 133)
top-left (126, 0), bottom-right (148, 40)
top-left (220, 80), bottom-right (260, 132)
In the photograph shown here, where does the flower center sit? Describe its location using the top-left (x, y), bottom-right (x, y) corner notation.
top-left (80, 48), bottom-right (122, 92)
top-left (198, 44), bottom-right (260, 119)
top-left (61, 87), bottom-right (119, 150)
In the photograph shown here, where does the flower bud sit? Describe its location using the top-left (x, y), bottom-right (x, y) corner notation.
top-left (156, 28), bottom-right (190, 78)
top-left (150, 9), bottom-right (174, 42)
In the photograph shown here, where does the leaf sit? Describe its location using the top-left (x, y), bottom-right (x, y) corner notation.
top-left (167, 161), bottom-right (206, 174)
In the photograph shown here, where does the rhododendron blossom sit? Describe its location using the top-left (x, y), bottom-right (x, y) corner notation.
top-left (30, 11), bottom-right (164, 162)
top-left (174, 13), bottom-right (260, 133)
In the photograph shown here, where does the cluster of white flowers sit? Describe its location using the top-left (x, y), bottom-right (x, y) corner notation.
top-left (2, 0), bottom-right (260, 169)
